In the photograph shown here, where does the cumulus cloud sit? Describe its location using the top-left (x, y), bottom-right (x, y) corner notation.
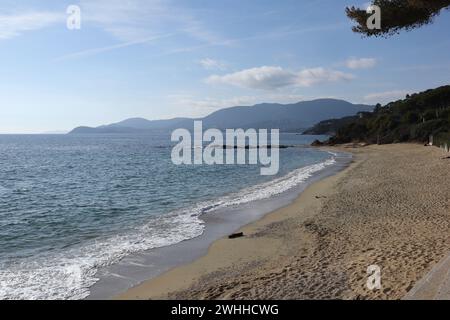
top-left (345, 57), bottom-right (377, 69)
top-left (198, 58), bottom-right (227, 70)
top-left (206, 66), bottom-right (295, 90)
top-left (364, 90), bottom-right (410, 103)
top-left (206, 66), bottom-right (354, 90)
top-left (0, 11), bottom-right (63, 40)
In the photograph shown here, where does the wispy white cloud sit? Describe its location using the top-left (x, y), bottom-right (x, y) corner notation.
top-left (56, 33), bottom-right (174, 61)
top-left (0, 2), bottom-right (346, 60)
top-left (198, 58), bottom-right (227, 70)
top-left (345, 57), bottom-right (377, 69)
top-left (79, 0), bottom-right (224, 43)
top-left (0, 11), bottom-right (63, 40)
top-left (0, 0), bottom-right (229, 58)
top-left (52, 0), bottom-right (229, 59)
top-left (364, 90), bottom-right (410, 103)
top-left (206, 66), bottom-right (354, 90)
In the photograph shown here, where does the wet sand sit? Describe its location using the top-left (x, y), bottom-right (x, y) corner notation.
top-left (118, 144), bottom-right (450, 300)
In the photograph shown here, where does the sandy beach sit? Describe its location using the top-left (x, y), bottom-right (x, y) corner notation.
top-left (118, 144), bottom-right (450, 300)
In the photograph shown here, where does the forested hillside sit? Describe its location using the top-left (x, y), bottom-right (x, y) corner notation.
top-left (326, 86), bottom-right (450, 145)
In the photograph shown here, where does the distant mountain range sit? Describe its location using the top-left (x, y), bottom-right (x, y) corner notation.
top-left (68, 99), bottom-right (373, 134)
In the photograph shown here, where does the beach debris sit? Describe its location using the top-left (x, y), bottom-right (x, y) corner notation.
top-left (228, 232), bottom-right (244, 239)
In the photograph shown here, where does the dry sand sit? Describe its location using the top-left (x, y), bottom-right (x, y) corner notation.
top-left (118, 144), bottom-right (450, 300)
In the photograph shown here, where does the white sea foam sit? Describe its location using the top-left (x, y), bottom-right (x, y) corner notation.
top-left (0, 153), bottom-right (337, 300)
top-left (0, 212), bottom-right (204, 300)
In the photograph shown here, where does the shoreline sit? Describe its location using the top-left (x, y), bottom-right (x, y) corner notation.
top-left (87, 148), bottom-right (349, 299)
top-left (116, 148), bottom-right (355, 299)
top-left (118, 143), bottom-right (450, 300)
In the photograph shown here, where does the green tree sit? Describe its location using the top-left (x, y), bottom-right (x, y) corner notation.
top-left (346, 0), bottom-right (450, 37)
top-left (374, 103), bottom-right (382, 113)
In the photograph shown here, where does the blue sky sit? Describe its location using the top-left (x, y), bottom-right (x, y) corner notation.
top-left (0, 0), bottom-right (449, 133)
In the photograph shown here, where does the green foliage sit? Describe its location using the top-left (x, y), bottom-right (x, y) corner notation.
top-left (328, 85), bottom-right (450, 144)
top-left (346, 0), bottom-right (450, 37)
top-left (302, 115), bottom-right (361, 135)
top-left (434, 131), bottom-right (450, 147)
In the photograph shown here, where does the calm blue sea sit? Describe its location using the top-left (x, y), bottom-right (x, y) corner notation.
top-left (0, 133), bottom-right (335, 299)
